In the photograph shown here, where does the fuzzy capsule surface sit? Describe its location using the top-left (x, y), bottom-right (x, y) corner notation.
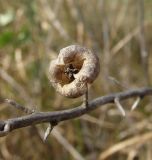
top-left (49, 45), bottom-right (100, 98)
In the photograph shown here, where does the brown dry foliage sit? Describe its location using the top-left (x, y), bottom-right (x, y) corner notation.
top-left (0, 0), bottom-right (152, 160)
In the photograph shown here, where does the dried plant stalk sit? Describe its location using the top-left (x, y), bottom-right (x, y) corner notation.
top-left (49, 45), bottom-right (100, 98)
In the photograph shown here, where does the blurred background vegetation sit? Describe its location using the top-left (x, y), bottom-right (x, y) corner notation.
top-left (0, 0), bottom-right (152, 159)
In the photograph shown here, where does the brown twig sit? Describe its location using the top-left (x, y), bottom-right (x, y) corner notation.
top-left (0, 87), bottom-right (152, 137)
top-left (4, 99), bottom-right (35, 114)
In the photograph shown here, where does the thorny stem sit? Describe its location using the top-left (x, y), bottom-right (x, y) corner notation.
top-left (0, 87), bottom-right (152, 137)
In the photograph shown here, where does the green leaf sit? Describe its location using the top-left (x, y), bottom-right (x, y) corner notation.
top-left (0, 31), bottom-right (14, 47)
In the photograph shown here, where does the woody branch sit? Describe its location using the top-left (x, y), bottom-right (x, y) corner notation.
top-left (0, 87), bottom-right (152, 137)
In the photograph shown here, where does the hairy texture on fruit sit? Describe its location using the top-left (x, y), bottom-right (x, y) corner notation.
top-left (49, 45), bottom-right (100, 98)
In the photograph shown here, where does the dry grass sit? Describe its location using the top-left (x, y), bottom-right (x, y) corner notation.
top-left (0, 0), bottom-right (152, 159)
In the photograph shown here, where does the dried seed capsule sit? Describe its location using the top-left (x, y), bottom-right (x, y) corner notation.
top-left (49, 45), bottom-right (100, 98)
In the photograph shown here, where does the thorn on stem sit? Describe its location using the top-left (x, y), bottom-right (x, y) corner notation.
top-left (131, 97), bottom-right (141, 111)
top-left (114, 97), bottom-right (126, 117)
top-left (43, 121), bottom-right (58, 142)
top-left (0, 123), bottom-right (11, 137)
